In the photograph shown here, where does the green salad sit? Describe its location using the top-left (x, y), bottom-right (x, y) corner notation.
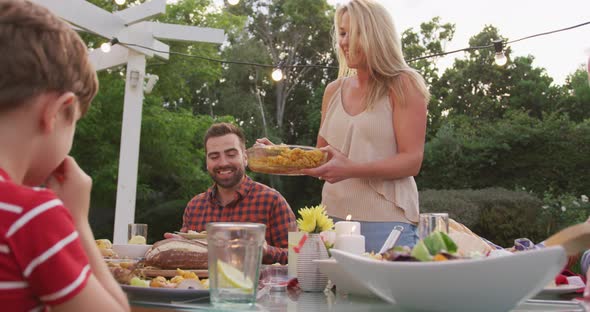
top-left (382, 231), bottom-right (462, 262)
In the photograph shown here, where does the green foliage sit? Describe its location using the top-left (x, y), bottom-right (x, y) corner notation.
top-left (402, 17), bottom-right (455, 85)
top-left (420, 111), bottom-right (590, 196)
top-left (219, 0), bottom-right (336, 132)
top-left (136, 199), bottom-right (188, 244)
top-left (538, 192), bottom-right (590, 237)
top-left (420, 188), bottom-right (545, 247)
top-left (554, 67), bottom-right (590, 122)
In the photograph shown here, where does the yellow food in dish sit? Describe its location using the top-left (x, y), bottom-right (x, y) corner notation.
top-left (249, 146), bottom-right (326, 174)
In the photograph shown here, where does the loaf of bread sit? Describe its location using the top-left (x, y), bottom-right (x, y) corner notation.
top-left (145, 238), bottom-right (208, 269)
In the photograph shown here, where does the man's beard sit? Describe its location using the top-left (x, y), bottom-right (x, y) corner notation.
top-left (209, 165), bottom-right (244, 189)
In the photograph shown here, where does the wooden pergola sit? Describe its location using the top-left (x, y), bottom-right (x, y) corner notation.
top-left (31, 0), bottom-right (225, 243)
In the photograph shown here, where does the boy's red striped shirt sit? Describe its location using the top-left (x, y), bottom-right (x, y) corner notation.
top-left (0, 169), bottom-right (91, 312)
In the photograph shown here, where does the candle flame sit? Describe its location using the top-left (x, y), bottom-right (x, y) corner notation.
top-left (346, 214), bottom-right (352, 221)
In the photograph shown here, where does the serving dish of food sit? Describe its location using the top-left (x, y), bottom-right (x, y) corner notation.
top-left (120, 268), bottom-right (209, 302)
top-left (331, 231), bottom-right (567, 312)
top-left (314, 258), bottom-right (374, 297)
top-left (246, 144), bottom-right (327, 175)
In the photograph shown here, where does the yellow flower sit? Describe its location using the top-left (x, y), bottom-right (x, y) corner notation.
top-left (297, 205), bottom-right (334, 233)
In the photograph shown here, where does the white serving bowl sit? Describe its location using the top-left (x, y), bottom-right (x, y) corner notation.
top-left (331, 247), bottom-right (566, 312)
top-left (314, 259), bottom-right (374, 297)
top-left (112, 244), bottom-right (152, 259)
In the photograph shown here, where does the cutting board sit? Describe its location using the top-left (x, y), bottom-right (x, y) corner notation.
top-left (141, 268), bottom-right (208, 278)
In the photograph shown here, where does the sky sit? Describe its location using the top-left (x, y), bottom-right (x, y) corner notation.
top-left (327, 0), bottom-right (590, 85)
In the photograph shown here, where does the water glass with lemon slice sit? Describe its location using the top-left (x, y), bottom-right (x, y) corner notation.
top-left (207, 222), bottom-right (266, 307)
top-left (127, 223), bottom-right (147, 244)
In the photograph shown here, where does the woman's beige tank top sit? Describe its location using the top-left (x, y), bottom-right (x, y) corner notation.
top-left (318, 78), bottom-right (419, 223)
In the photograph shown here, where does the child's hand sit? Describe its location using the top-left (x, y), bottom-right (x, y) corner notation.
top-left (46, 156), bottom-right (92, 222)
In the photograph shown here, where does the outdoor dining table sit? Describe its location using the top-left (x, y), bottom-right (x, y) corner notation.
top-left (129, 289), bottom-right (590, 312)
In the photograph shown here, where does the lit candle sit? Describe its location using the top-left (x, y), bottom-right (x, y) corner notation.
top-left (334, 214), bottom-right (361, 236)
top-left (333, 216), bottom-right (365, 254)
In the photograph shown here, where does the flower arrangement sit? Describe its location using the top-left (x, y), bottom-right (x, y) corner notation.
top-left (297, 204), bottom-right (334, 233)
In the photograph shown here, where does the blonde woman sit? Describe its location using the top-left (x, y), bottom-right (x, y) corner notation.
top-left (302, 0), bottom-right (430, 252)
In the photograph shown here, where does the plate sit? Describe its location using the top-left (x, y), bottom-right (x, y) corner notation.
top-left (174, 232), bottom-right (207, 239)
top-left (331, 247), bottom-right (567, 312)
top-left (540, 284), bottom-right (584, 295)
top-left (314, 259), bottom-right (374, 297)
top-left (121, 285), bottom-right (209, 302)
top-left (142, 268), bottom-right (208, 279)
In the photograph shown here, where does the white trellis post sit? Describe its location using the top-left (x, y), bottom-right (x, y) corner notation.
top-left (115, 51), bottom-right (146, 245)
top-left (31, 0), bottom-right (225, 244)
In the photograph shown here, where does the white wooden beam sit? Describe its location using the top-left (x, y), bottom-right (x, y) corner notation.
top-left (113, 51), bottom-right (146, 245)
top-left (116, 25), bottom-right (156, 58)
top-left (89, 45), bottom-right (129, 71)
top-left (152, 39), bottom-right (171, 60)
top-left (115, 0), bottom-right (166, 25)
top-left (141, 22), bottom-right (225, 44)
top-left (31, 0), bottom-right (163, 58)
top-left (31, 0), bottom-right (124, 39)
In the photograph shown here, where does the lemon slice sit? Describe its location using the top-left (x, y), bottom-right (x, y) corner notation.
top-left (128, 235), bottom-right (146, 245)
top-left (217, 260), bottom-right (254, 293)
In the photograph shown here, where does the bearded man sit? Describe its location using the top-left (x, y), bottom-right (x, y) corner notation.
top-left (178, 122), bottom-right (296, 264)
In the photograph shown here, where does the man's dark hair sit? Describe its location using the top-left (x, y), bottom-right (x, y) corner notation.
top-left (204, 122), bottom-right (246, 151)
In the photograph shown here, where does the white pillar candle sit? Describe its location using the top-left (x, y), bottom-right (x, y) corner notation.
top-left (334, 221), bottom-right (361, 236)
top-left (334, 234), bottom-right (365, 255)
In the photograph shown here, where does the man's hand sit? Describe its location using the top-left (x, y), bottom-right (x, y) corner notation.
top-left (255, 138), bottom-right (274, 146)
top-left (163, 232), bottom-right (183, 239)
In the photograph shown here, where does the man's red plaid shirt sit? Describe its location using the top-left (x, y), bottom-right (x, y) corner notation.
top-left (181, 176), bottom-right (297, 264)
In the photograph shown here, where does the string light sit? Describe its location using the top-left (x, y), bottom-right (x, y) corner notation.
top-left (109, 20), bottom-right (589, 78)
top-left (115, 0), bottom-right (126, 5)
top-left (100, 38), bottom-right (119, 53)
top-left (227, 0), bottom-right (240, 5)
top-left (271, 68), bottom-right (284, 81)
top-left (493, 39), bottom-right (507, 66)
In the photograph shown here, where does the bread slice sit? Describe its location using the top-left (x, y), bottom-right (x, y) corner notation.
top-left (145, 238), bottom-right (208, 269)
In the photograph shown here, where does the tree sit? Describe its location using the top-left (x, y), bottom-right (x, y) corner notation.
top-left (431, 25), bottom-right (561, 129)
top-left (222, 0), bottom-right (336, 130)
top-left (400, 17), bottom-right (455, 139)
top-left (402, 17), bottom-right (455, 86)
top-left (553, 67), bottom-right (590, 122)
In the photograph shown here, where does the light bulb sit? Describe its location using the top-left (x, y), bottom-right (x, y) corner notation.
top-left (494, 52), bottom-right (507, 66)
top-left (227, 0), bottom-right (239, 5)
top-left (100, 42), bottom-right (112, 53)
top-left (115, 0), bottom-right (126, 5)
top-left (271, 68), bottom-right (283, 81)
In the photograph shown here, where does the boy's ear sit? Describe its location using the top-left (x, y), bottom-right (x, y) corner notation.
top-left (40, 92), bottom-right (76, 133)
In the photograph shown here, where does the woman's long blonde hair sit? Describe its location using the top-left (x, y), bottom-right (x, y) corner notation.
top-left (333, 0), bottom-right (430, 109)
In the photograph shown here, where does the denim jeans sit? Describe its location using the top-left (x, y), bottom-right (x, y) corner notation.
top-left (332, 217), bottom-right (418, 253)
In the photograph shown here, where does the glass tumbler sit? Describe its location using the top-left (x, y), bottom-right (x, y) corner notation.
top-left (127, 223), bottom-right (148, 244)
top-left (418, 213), bottom-right (449, 240)
top-left (207, 222), bottom-right (266, 308)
